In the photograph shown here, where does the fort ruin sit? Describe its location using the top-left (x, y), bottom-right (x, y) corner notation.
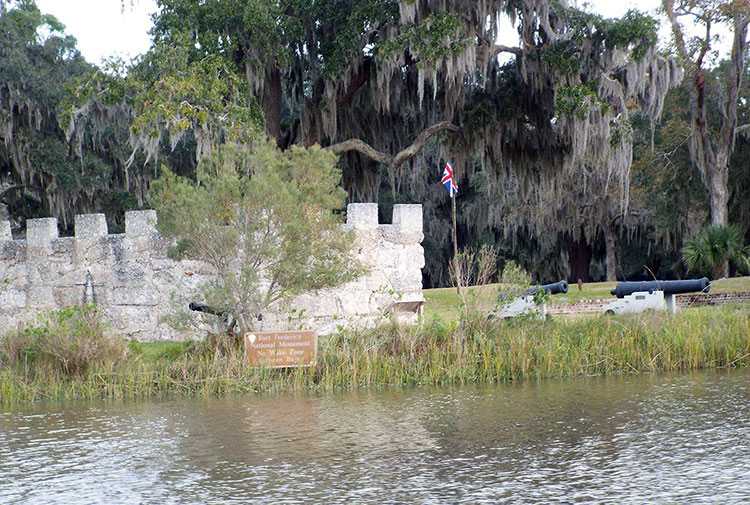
top-left (0, 203), bottom-right (425, 340)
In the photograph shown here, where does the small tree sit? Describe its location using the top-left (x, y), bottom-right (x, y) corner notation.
top-left (151, 138), bottom-right (364, 333)
top-left (682, 224), bottom-right (750, 279)
top-left (448, 244), bottom-right (498, 313)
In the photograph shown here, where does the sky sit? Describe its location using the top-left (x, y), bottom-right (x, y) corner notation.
top-left (32, 0), bottom-right (726, 66)
top-left (34, 0), bottom-right (159, 65)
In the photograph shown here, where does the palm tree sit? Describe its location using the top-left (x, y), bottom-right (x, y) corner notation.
top-left (682, 224), bottom-right (750, 279)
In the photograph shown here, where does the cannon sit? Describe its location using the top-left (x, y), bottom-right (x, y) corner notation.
top-left (603, 277), bottom-right (710, 315)
top-left (526, 280), bottom-right (569, 296)
top-left (189, 302), bottom-right (263, 334)
top-left (189, 301), bottom-right (239, 334)
top-left (492, 280), bottom-right (569, 319)
top-left (188, 301), bottom-right (231, 316)
top-left (610, 278), bottom-right (710, 298)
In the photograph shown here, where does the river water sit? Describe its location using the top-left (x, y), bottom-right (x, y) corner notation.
top-left (1, 369), bottom-right (749, 504)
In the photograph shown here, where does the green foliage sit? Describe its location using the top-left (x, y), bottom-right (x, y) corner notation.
top-left (555, 5), bottom-right (658, 61)
top-left (313, 0), bottom-right (399, 77)
top-left (682, 224), bottom-right (750, 279)
top-left (555, 83), bottom-right (607, 120)
top-left (130, 41), bottom-right (264, 145)
top-left (609, 119), bottom-right (633, 148)
top-left (0, 305), bottom-right (126, 376)
top-left (152, 0), bottom-right (300, 69)
top-left (630, 85), bottom-right (709, 250)
top-left (495, 259), bottom-right (548, 313)
top-left (500, 259), bottom-right (531, 287)
top-left (540, 39), bottom-right (582, 73)
top-left (378, 11), bottom-right (470, 65)
top-left (150, 139), bottom-right (365, 331)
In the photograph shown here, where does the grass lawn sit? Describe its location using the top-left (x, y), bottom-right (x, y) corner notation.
top-left (423, 276), bottom-right (750, 321)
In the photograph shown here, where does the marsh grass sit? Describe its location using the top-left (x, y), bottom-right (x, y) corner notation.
top-left (2, 303), bottom-right (749, 404)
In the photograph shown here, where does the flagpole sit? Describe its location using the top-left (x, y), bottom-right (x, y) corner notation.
top-left (452, 193), bottom-right (461, 296)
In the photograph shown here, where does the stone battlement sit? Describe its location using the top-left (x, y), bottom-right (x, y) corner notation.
top-left (0, 204), bottom-right (425, 340)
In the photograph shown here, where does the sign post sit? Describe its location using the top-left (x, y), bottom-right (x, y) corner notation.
top-left (244, 330), bottom-right (317, 368)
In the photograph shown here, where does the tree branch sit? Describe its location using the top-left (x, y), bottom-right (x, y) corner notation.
top-left (326, 121), bottom-right (460, 169)
top-left (662, 0), bottom-right (689, 62)
top-left (326, 139), bottom-right (393, 166)
top-left (477, 44), bottom-right (524, 62)
top-left (717, 14), bottom-right (749, 161)
top-left (336, 57), bottom-right (372, 107)
top-left (392, 121), bottom-right (460, 169)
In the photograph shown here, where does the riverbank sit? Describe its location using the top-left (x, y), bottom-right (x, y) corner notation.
top-left (2, 302), bottom-right (749, 404)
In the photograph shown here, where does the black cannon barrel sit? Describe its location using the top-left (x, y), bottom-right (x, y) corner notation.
top-left (188, 302), bottom-right (231, 316)
top-left (610, 277), bottom-right (710, 298)
top-left (526, 280), bottom-right (569, 296)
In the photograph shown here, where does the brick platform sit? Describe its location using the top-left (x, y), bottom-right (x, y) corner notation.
top-left (676, 292), bottom-right (750, 308)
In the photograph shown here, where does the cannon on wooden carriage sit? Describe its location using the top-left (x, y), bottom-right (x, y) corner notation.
top-left (189, 302), bottom-right (263, 335)
top-left (603, 277), bottom-right (710, 315)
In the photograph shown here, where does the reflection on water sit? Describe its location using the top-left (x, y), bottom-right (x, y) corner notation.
top-left (1, 369), bottom-right (749, 504)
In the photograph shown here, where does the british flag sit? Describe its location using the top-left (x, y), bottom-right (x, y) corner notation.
top-left (441, 161), bottom-right (458, 197)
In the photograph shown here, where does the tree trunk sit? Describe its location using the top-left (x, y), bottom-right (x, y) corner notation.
top-left (603, 221), bottom-right (617, 282)
top-left (707, 163), bottom-right (730, 278)
top-left (707, 164), bottom-right (729, 227)
top-left (263, 66), bottom-right (282, 144)
top-left (567, 234), bottom-right (592, 283)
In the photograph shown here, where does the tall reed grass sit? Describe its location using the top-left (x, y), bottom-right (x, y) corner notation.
top-left (1, 304), bottom-right (749, 404)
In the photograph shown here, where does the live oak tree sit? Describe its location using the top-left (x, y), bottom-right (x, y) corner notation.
top-left (136, 0), bottom-right (682, 282)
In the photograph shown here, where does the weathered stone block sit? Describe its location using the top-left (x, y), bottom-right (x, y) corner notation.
top-left (148, 235), bottom-right (171, 259)
top-left (0, 221), bottom-right (10, 241)
top-left (26, 284), bottom-right (56, 309)
top-left (75, 213), bottom-right (108, 239)
top-left (0, 287), bottom-right (26, 309)
top-left (74, 238), bottom-right (110, 265)
top-left (0, 240), bottom-right (25, 262)
top-left (392, 204), bottom-right (423, 234)
top-left (26, 218), bottom-right (58, 245)
top-left (53, 286), bottom-right (86, 307)
top-left (346, 203), bottom-right (378, 229)
top-left (125, 210), bottom-right (157, 236)
top-left (112, 263), bottom-right (146, 284)
top-left (110, 286), bottom-right (159, 306)
top-left (0, 202), bottom-right (425, 340)
top-left (48, 237), bottom-right (75, 264)
top-left (108, 305), bottom-right (158, 332)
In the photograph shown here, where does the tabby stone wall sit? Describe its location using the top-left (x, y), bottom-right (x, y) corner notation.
top-left (0, 203), bottom-right (424, 340)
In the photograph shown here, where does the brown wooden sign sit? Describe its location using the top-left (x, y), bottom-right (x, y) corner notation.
top-left (244, 330), bottom-right (317, 368)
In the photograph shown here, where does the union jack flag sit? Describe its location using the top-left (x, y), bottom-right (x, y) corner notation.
top-left (441, 161), bottom-right (458, 197)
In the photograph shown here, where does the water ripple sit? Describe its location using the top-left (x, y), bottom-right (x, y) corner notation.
top-left (1, 370), bottom-right (749, 504)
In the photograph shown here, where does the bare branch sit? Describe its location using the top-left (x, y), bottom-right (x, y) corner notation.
top-left (326, 121), bottom-right (460, 169)
top-left (392, 121), bottom-right (460, 169)
top-left (477, 44), bottom-right (523, 62)
top-left (326, 139), bottom-right (393, 166)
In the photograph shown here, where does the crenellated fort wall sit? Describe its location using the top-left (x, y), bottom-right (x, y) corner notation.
top-left (0, 203), bottom-right (425, 340)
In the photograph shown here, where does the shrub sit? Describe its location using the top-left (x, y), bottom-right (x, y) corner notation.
top-left (10, 306), bottom-right (127, 376)
top-left (0, 324), bottom-right (34, 367)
